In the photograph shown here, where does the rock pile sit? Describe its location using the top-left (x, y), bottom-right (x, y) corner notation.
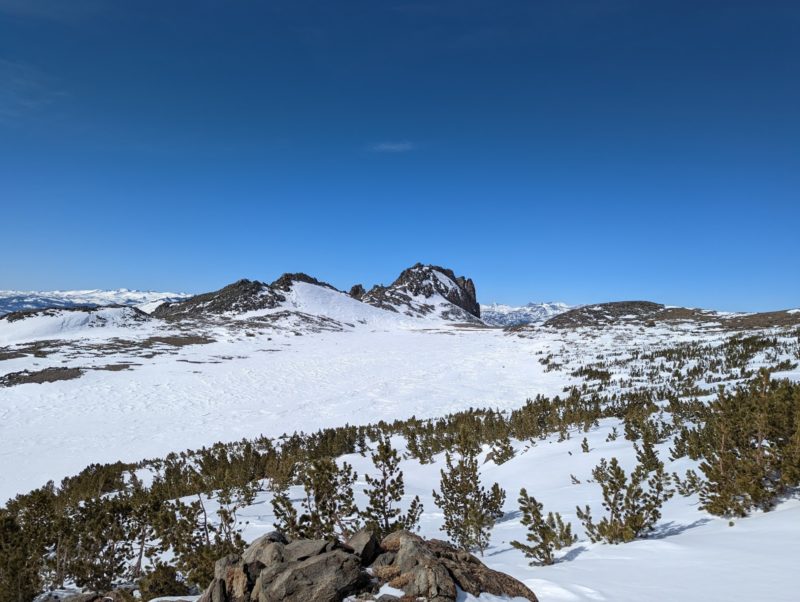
top-left (199, 529), bottom-right (538, 602)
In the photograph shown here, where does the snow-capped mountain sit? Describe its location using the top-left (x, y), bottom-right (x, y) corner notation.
top-left (0, 289), bottom-right (188, 317)
top-left (480, 301), bottom-right (572, 326)
top-left (360, 263), bottom-right (481, 322)
top-left (151, 264), bottom-right (482, 326)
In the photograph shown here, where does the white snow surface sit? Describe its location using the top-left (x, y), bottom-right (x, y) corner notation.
top-left (0, 306), bottom-right (154, 345)
top-left (2, 279), bottom-right (800, 601)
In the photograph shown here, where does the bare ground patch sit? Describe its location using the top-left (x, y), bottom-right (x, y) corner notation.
top-left (0, 367), bottom-right (84, 387)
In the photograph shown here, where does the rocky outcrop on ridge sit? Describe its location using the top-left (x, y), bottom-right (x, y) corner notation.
top-left (153, 279), bottom-right (284, 319)
top-left (152, 274), bottom-right (340, 320)
top-left (197, 529), bottom-right (538, 602)
top-left (362, 264), bottom-right (481, 322)
top-left (348, 284), bottom-right (366, 300)
top-left (270, 273), bottom-right (337, 293)
top-left (544, 300), bottom-right (800, 330)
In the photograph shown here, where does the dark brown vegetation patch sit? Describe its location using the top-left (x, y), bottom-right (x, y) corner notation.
top-left (0, 366), bottom-right (84, 387)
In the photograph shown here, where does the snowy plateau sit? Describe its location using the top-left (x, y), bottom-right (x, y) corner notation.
top-left (1, 264), bottom-right (800, 602)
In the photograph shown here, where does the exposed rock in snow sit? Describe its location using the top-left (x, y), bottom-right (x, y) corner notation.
top-left (363, 263), bottom-right (481, 322)
top-left (480, 302), bottom-right (572, 327)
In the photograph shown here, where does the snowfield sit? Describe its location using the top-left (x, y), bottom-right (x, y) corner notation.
top-left (0, 324), bottom-right (571, 502)
top-left (2, 275), bottom-right (800, 602)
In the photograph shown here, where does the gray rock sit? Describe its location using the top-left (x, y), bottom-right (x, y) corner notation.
top-left (197, 532), bottom-right (537, 602)
top-left (347, 528), bottom-right (381, 565)
top-left (380, 530), bottom-right (538, 602)
top-left (283, 538), bottom-right (331, 562)
top-left (259, 550), bottom-right (365, 602)
top-left (242, 538), bottom-right (285, 568)
top-left (370, 551), bottom-right (396, 568)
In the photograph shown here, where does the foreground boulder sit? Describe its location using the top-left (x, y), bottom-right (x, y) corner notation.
top-left (199, 529), bottom-right (537, 602)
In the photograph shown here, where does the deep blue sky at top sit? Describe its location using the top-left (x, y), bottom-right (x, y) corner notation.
top-left (0, 1), bottom-right (798, 310)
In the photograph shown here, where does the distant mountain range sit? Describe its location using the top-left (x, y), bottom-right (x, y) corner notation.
top-left (479, 302), bottom-right (572, 326)
top-left (0, 289), bottom-right (189, 317)
top-left (2, 265), bottom-right (796, 330)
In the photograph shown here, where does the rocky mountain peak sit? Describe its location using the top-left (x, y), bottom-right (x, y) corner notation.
top-left (270, 273), bottom-right (337, 292)
top-left (361, 263), bottom-right (481, 321)
top-left (390, 263), bottom-right (480, 318)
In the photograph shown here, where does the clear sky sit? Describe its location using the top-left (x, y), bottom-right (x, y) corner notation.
top-left (1, 1), bottom-right (798, 311)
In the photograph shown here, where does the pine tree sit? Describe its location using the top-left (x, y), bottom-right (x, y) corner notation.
top-left (576, 455), bottom-right (673, 544)
top-left (432, 449), bottom-right (506, 554)
top-left (510, 489), bottom-right (576, 565)
top-left (68, 495), bottom-right (134, 592)
top-left (489, 437), bottom-right (516, 465)
top-left (362, 436), bottom-right (423, 538)
top-left (272, 458), bottom-right (362, 540)
top-left (0, 511), bottom-right (42, 602)
top-left (271, 486), bottom-right (301, 539)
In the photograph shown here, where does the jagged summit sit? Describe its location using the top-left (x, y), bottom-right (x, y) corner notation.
top-left (362, 263), bottom-right (481, 322)
top-left (270, 272), bottom-right (338, 292)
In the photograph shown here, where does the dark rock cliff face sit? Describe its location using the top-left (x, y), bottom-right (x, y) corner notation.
top-left (362, 263), bottom-right (481, 320)
top-left (348, 284), bottom-right (366, 300)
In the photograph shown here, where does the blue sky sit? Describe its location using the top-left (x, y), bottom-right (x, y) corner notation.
top-left (1, 1), bottom-right (798, 311)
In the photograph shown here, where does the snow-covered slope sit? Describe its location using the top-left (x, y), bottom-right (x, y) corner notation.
top-left (0, 289), bottom-right (188, 317)
top-left (0, 306), bottom-right (153, 345)
top-left (481, 302), bottom-right (572, 326)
